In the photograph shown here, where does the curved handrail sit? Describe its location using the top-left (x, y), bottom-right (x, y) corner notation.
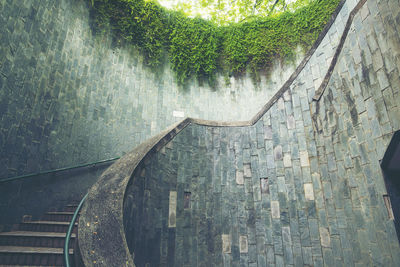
top-left (64, 193), bottom-right (88, 267)
top-left (0, 157), bottom-right (120, 183)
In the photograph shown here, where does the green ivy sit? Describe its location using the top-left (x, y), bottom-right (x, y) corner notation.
top-left (88, 0), bottom-right (340, 85)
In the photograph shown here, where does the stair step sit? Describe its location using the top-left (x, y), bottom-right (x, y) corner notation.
top-left (42, 211), bottom-right (76, 222)
top-left (0, 202), bottom-right (81, 266)
top-left (0, 246), bottom-right (72, 265)
top-left (0, 231), bottom-right (75, 238)
top-left (17, 221), bottom-right (77, 233)
top-left (64, 204), bottom-right (79, 212)
top-left (46, 211), bottom-right (75, 215)
top-left (0, 246), bottom-right (73, 254)
top-left (0, 232), bottom-right (76, 249)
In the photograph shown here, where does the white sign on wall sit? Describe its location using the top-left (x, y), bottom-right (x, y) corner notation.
top-left (173, 110), bottom-right (185, 118)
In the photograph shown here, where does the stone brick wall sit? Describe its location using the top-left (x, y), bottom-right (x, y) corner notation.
top-left (0, 0), bottom-right (308, 180)
top-left (123, 0), bottom-right (400, 265)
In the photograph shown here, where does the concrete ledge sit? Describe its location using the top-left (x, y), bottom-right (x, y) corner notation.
top-left (313, 0), bottom-right (368, 101)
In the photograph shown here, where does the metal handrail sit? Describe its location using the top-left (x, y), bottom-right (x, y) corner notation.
top-left (64, 193), bottom-right (88, 267)
top-left (0, 157), bottom-right (120, 183)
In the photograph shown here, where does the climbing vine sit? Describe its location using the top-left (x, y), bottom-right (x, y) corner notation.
top-left (88, 0), bottom-right (340, 85)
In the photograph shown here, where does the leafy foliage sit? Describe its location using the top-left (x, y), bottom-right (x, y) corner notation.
top-left (170, 0), bottom-right (313, 25)
top-left (88, 0), bottom-right (340, 85)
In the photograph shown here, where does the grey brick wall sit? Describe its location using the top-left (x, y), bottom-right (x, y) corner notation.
top-left (0, 0), bottom-right (306, 180)
top-left (123, 0), bottom-right (400, 266)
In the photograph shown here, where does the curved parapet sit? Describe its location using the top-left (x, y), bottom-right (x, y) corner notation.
top-left (78, 119), bottom-right (191, 266)
top-left (78, 0), bottom-right (400, 266)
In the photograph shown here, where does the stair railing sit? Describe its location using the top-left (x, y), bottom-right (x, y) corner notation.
top-left (0, 157), bottom-right (120, 183)
top-left (64, 193), bottom-right (88, 267)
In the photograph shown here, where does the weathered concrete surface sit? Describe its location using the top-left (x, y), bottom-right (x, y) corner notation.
top-left (78, 120), bottom-right (191, 267)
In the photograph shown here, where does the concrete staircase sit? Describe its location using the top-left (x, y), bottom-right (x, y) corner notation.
top-left (0, 204), bottom-right (79, 266)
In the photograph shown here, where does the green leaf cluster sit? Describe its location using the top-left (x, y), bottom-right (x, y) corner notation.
top-left (88, 0), bottom-right (340, 85)
top-left (173, 0), bottom-right (312, 25)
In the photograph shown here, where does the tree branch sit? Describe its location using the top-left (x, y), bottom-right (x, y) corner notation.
top-left (268, 0), bottom-right (280, 16)
top-left (252, 0), bottom-right (263, 14)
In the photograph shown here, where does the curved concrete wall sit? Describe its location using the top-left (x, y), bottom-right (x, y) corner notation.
top-left (119, 0), bottom-right (400, 266)
top-left (0, 0), bottom-right (309, 180)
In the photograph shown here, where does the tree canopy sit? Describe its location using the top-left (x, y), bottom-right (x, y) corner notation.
top-left (158, 0), bottom-right (312, 25)
top-left (89, 0), bottom-right (340, 85)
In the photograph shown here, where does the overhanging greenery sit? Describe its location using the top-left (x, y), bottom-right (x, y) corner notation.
top-left (88, 0), bottom-right (340, 85)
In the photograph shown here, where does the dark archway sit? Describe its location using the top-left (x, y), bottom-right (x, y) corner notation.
top-left (381, 130), bottom-right (400, 241)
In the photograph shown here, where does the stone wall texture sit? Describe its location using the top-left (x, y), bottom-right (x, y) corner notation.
top-left (123, 0), bottom-right (400, 266)
top-left (2, 0), bottom-right (400, 265)
top-left (0, 0), bottom-right (308, 180)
